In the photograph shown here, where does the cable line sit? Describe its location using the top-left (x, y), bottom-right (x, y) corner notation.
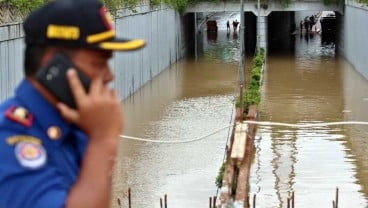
top-left (119, 120), bottom-right (368, 144)
top-left (242, 120), bottom-right (368, 128)
top-left (119, 124), bottom-right (234, 144)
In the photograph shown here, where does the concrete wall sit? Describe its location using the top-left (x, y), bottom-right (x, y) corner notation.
top-left (0, 23), bottom-right (24, 101)
top-left (0, 4), bottom-right (185, 102)
top-left (340, 2), bottom-right (368, 79)
top-left (112, 5), bottom-right (185, 98)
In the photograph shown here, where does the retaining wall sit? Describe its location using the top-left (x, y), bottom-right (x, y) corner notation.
top-left (340, 1), bottom-right (368, 79)
top-left (0, 4), bottom-right (185, 101)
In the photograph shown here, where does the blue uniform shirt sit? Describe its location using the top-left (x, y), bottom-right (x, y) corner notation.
top-left (0, 80), bottom-right (88, 208)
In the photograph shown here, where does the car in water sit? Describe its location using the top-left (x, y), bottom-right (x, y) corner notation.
top-left (320, 12), bottom-right (336, 35)
top-left (206, 20), bottom-right (218, 32)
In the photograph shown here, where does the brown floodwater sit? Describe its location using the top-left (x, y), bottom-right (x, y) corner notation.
top-left (251, 34), bottom-right (368, 207)
top-left (111, 12), bottom-right (242, 207)
top-left (112, 13), bottom-right (368, 208)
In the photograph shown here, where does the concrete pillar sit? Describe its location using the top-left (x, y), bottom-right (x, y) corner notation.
top-left (258, 16), bottom-right (267, 51)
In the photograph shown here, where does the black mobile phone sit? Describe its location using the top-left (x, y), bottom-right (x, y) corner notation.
top-left (35, 53), bottom-right (91, 109)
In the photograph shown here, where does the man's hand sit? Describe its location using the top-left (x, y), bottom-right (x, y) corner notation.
top-left (57, 69), bottom-right (123, 140)
top-left (58, 69), bottom-right (123, 208)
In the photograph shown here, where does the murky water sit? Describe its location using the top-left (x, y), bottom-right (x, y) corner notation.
top-left (111, 13), bottom-right (242, 208)
top-left (112, 12), bottom-right (368, 208)
top-left (251, 33), bottom-right (368, 207)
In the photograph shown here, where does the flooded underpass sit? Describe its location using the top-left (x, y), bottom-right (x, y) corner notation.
top-left (112, 12), bottom-right (368, 208)
top-left (112, 12), bottom-right (242, 207)
top-left (251, 28), bottom-right (368, 207)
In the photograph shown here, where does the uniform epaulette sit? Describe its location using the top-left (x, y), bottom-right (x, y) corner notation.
top-left (5, 106), bottom-right (33, 127)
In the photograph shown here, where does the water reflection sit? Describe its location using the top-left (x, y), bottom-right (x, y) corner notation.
top-left (202, 30), bottom-right (240, 64)
top-left (112, 13), bottom-right (241, 208)
top-left (250, 32), bottom-right (368, 207)
top-left (201, 12), bottom-right (241, 64)
top-left (112, 12), bottom-right (368, 208)
top-left (342, 59), bottom-right (368, 200)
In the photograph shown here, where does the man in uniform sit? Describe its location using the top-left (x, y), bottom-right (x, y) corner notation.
top-left (0, 0), bottom-right (145, 207)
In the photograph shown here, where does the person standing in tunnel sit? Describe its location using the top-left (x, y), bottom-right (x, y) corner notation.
top-left (300, 20), bottom-right (304, 33)
top-left (304, 16), bottom-right (310, 33)
top-left (309, 15), bottom-right (315, 32)
top-left (226, 20), bottom-right (230, 33)
top-left (233, 19), bottom-right (239, 34)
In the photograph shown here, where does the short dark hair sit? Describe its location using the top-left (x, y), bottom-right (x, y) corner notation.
top-left (24, 45), bottom-right (47, 77)
top-left (24, 45), bottom-right (76, 77)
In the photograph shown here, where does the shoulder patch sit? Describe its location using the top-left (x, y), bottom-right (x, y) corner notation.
top-left (5, 106), bottom-right (33, 127)
top-left (14, 141), bottom-right (47, 169)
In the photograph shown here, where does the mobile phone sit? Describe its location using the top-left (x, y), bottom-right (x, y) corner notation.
top-left (35, 53), bottom-right (91, 109)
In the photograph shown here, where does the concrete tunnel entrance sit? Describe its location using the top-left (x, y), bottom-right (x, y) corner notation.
top-left (183, 10), bottom-right (339, 56)
top-left (183, 12), bottom-right (258, 56)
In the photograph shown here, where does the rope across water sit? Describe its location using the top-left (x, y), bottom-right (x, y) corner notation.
top-left (119, 121), bottom-right (368, 144)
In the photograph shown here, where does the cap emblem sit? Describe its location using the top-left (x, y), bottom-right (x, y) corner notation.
top-left (99, 7), bottom-right (114, 30)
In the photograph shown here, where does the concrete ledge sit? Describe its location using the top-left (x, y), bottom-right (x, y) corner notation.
top-left (231, 122), bottom-right (248, 166)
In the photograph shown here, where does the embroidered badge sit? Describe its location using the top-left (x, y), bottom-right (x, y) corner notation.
top-left (15, 142), bottom-right (47, 169)
top-left (5, 106), bottom-right (33, 127)
top-left (99, 7), bottom-right (114, 30)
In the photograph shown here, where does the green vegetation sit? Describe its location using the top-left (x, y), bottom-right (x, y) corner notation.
top-left (3, 0), bottom-right (44, 13)
top-left (102, 0), bottom-right (139, 13)
top-left (260, 0), bottom-right (344, 7)
top-left (279, 0), bottom-right (291, 8)
top-left (216, 49), bottom-right (265, 190)
top-left (320, 0), bottom-right (343, 5)
top-left (1, 0), bottom-right (183, 15)
top-left (1, 0), bottom-right (144, 14)
top-left (215, 162), bottom-right (226, 188)
top-left (2, 0), bottom-right (364, 16)
top-left (235, 48), bottom-right (265, 115)
top-left (215, 162), bottom-right (239, 193)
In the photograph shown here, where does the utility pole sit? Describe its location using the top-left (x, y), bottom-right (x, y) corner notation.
top-left (239, 0), bottom-right (245, 121)
top-left (257, 0), bottom-right (260, 51)
top-left (194, 12), bottom-right (198, 60)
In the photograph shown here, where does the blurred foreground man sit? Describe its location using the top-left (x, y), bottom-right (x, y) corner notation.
top-left (0, 0), bottom-right (145, 207)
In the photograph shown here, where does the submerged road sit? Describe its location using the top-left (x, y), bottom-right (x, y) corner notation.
top-left (112, 12), bottom-right (368, 208)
